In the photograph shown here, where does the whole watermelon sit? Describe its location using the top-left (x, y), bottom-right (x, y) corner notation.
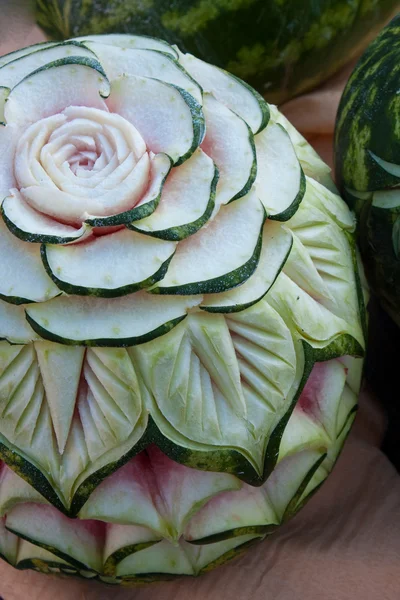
top-left (335, 14), bottom-right (400, 326)
top-left (35, 0), bottom-right (398, 103)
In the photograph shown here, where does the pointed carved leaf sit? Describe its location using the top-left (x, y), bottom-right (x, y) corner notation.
top-left (35, 343), bottom-right (85, 454)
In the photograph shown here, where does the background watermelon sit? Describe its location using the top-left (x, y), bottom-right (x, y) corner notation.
top-left (335, 14), bottom-right (400, 327)
top-left (35, 0), bottom-right (398, 104)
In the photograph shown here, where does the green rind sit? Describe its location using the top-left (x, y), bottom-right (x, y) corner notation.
top-left (0, 294), bottom-right (36, 307)
top-left (154, 213), bottom-right (265, 295)
top-left (76, 33), bottom-right (179, 58)
top-left (268, 146), bottom-right (306, 223)
top-left (197, 537), bottom-right (262, 575)
top-left (84, 157), bottom-right (173, 228)
top-left (214, 67), bottom-right (270, 134)
top-left (5, 527), bottom-right (96, 573)
top-left (0, 439), bottom-right (66, 514)
top-left (172, 85), bottom-right (205, 167)
top-left (1, 203), bottom-right (91, 245)
top-left (13, 55), bottom-right (110, 98)
top-left (128, 166), bottom-right (218, 241)
top-left (0, 39), bottom-right (96, 74)
top-left (40, 244), bottom-right (175, 298)
top-left (282, 453), bottom-right (327, 521)
top-left (228, 123), bottom-right (258, 203)
top-left (145, 417), bottom-right (262, 486)
top-left (35, 0), bottom-right (398, 103)
top-left (24, 312), bottom-right (188, 348)
top-left (200, 233), bottom-right (293, 314)
top-left (0, 41), bottom-right (57, 66)
top-left (262, 336), bottom-right (363, 481)
top-left (188, 524), bottom-right (276, 546)
top-left (103, 542), bottom-right (160, 577)
top-left (0, 87), bottom-right (10, 125)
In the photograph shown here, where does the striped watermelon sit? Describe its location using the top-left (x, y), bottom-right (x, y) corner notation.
top-left (335, 14), bottom-right (400, 326)
top-left (35, 0), bottom-right (397, 103)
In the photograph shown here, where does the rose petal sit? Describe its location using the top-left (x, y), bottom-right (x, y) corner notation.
top-left (21, 153), bottom-right (150, 224)
top-left (2, 190), bottom-right (92, 244)
top-left (86, 43), bottom-right (202, 103)
top-left (130, 149), bottom-right (216, 241)
top-left (108, 75), bottom-right (204, 165)
top-left (0, 41), bottom-right (96, 89)
top-left (25, 292), bottom-right (202, 346)
top-left (178, 51), bottom-right (268, 134)
top-left (85, 153), bottom-right (172, 227)
top-left (42, 228), bottom-right (176, 297)
top-left (0, 213), bottom-right (60, 303)
top-left (255, 122), bottom-right (305, 220)
top-left (14, 115), bottom-right (66, 189)
top-left (4, 57), bottom-right (110, 127)
top-left (73, 34), bottom-right (178, 57)
top-left (155, 190), bottom-right (265, 295)
top-left (0, 123), bottom-right (18, 199)
top-left (201, 94), bottom-right (256, 206)
top-left (61, 107), bottom-right (146, 161)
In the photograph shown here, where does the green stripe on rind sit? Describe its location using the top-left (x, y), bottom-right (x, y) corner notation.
top-left (15, 55), bottom-right (110, 98)
top-left (164, 51), bottom-right (204, 99)
top-left (17, 559), bottom-right (75, 572)
top-left (225, 69), bottom-right (270, 134)
top-left (4, 528), bottom-right (96, 573)
top-left (103, 542), bottom-right (160, 576)
top-left (128, 166), bottom-right (218, 241)
top-left (188, 525), bottom-right (276, 546)
top-left (71, 427), bottom-right (151, 516)
top-left (269, 148), bottom-right (306, 223)
top-left (200, 234), bottom-right (292, 314)
top-left (335, 15), bottom-right (400, 193)
top-left (282, 453), bottom-right (327, 521)
top-left (153, 214), bottom-right (265, 295)
top-left (35, 0), bottom-right (71, 40)
top-left (146, 415), bottom-right (262, 485)
top-left (0, 87), bottom-right (10, 125)
top-left (76, 34), bottom-right (179, 59)
top-left (228, 124), bottom-right (257, 204)
top-left (0, 40), bottom-right (96, 71)
top-left (172, 85), bottom-right (205, 167)
top-left (40, 244), bottom-right (176, 298)
top-left (197, 537), bottom-right (263, 575)
top-left (0, 293), bottom-right (36, 306)
top-left (24, 312), bottom-right (188, 348)
top-left (0, 438), bottom-right (66, 514)
top-left (0, 41), bottom-right (57, 65)
top-left (1, 204), bottom-right (92, 245)
top-left (262, 336), bottom-right (363, 482)
top-left (85, 157), bottom-right (173, 228)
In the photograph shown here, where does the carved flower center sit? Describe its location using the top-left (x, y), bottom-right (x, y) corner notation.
top-left (14, 106), bottom-right (150, 226)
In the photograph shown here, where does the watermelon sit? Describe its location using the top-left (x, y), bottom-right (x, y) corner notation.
top-left (335, 14), bottom-right (400, 326)
top-left (34, 0), bottom-right (398, 104)
top-left (0, 33), bottom-right (366, 583)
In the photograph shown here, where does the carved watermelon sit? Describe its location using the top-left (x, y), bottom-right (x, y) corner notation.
top-left (0, 34), bottom-right (365, 583)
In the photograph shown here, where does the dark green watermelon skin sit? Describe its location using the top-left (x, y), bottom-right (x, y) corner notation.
top-left (335, 14), bottom-right (400, 325)
top-left (35, 0), bottom-right (397, 103)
